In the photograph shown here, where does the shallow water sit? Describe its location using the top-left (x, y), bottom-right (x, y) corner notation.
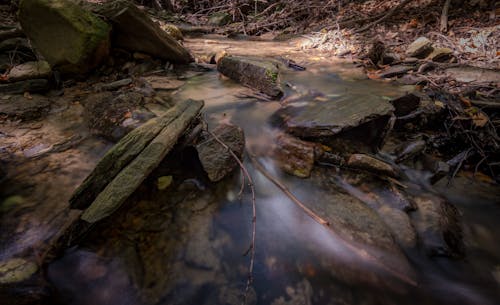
top-left (47, 40), bottom-right (500, 305)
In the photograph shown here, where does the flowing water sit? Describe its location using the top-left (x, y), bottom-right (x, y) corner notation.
top-left (45, 38), bottom-right (500, 305)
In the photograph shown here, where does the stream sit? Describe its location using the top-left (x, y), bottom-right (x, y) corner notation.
top-left (2, 36), bottom-right (499, 305)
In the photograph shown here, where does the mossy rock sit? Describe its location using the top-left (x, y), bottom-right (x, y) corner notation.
top-left (18, 0), bottom-right (111, 75)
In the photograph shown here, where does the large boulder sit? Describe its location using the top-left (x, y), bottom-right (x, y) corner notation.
top-left (272, 94), bottom-right (394, 154)
top-left (217, 55), bottom-right (283, 98)
top-left (18, 0), bottom-right (111, 74)
top-left (93, 0), bottom-right (192, 63)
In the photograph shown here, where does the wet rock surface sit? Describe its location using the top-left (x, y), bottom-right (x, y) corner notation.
top-left (273, 134), bottom-right (316, 178)
top-left (0, 79), bottom-right (50, 94)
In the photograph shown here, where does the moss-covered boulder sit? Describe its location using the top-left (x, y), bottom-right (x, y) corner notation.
top-left (217, 55), bottom-right (283, 98)
top-left (18, 0), bottom-right (111, 74)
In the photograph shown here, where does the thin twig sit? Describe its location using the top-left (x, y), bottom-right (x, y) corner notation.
top-left (202, 120), bottom-right (256, 304)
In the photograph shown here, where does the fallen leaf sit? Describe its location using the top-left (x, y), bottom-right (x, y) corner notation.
top-left (459, 96), bottom-right (472, 107)
top-left (157, 176), bottom-right (173, 190)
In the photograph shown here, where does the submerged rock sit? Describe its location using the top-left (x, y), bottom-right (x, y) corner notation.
top-left (196, 123), bottom-right (245, 182)
top-left (272, 95), bottom-right (394, 154)
top-left (378, 205), bottom-right (417, 248)
top-left (93, 0), bottom-right (192, 63)
top-left (406, 37), bottom-right (433, 58)
top-left (6, 61), bottom-right (51, 82)
top-left (0, 257), bottom-right (46, 305)
top-left (411, 194), bottom-right (464, 257)
top-left (217, 55), bottom-right (283, 97)
top-left (19, 0), bottom-right (111, 74)
top-left (273, 134), bottom-right (316, 178)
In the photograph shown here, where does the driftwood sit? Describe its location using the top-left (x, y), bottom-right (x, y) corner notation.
top-left (70, 99), bottom-right (203, 210)
top-left (80, 99), bottom-right (203, 223)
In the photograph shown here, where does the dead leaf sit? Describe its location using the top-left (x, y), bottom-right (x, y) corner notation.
top-left (23, 92), bottom-right (33, 100)
top-left (459, 96), bottom-right (472, 107)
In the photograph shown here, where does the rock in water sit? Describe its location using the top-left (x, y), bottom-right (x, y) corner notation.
top-left (405, 37), bottom-right (433, 58)
top-left (0, 94), bottom-right (51, 121)
top-left (70, 99), bottom-right (204, 210)
top-left (77, 99), bottom-right (204, 223)
top-left (196, 123), bottom-right (245, 182)
top-left (272, 95), bottom-right (394, 154)
top-left (93, 0), bottom-right (192, 63)
top-left (411, 194), bottom-right (464, 257)
top-left (217, 55), bottom-right (283, 98)
top-left (274, 134), bottom-right (316, 178)
top-left (18, 0), bottom-right (111, 74)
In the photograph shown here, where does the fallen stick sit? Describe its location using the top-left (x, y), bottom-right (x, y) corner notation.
top-left (440, 0), bottom-right (451, 32)
top-left (203, 121), bottom-right (256, 305)
top-left (248, 150), bottom-right (417, 286)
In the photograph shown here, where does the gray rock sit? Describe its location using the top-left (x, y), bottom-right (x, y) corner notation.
top-left (0, 94), bottom-right (51, 121)
top-left (378, 65), bottom-right (414, 78)
top-left (406, 37), bottom-right (433, 58)
top-left (6, 61), bottom-right (51, 82)
top-left (217, 55), bottom-right (283, 97)
top-left (0, 79), bottom-right (50, 94)
top-left (272, 94), bottom-right (394, 153)
top-left (410, 194), bottom-right (464, 257)
top-left (347, 154), bottom-right (397, 178)
top-left (93, 0), bottom-right (192, 63)
top-left (196, 123), bottom-right (245, 182)
top-left (19, 0), bottom-right (111, 74)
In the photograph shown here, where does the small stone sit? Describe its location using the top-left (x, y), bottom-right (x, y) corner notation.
top-left (157, 176), bottom-right (173, 190)
top-left (406, 37), bottom-right (433, 58)
top-left (274, 134), bottom-right (316, 178)
top-left (7, 61), bottom-right (51, 82)
top-left (426, 47), bottom-right (453, 62)
top-left (347, 154), bottom-right (397, 177)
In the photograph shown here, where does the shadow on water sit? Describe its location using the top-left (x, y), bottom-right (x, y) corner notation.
top-left (47, 58), bottom-right (500, 305)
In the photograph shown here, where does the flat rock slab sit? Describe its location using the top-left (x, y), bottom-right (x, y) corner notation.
top-left (93, 0), bottom-right (192, 63)
top-left (217, 55), bottom-right (283, 97)
top-left (0, 79), bottom-right (49, 94)
top-left (406, 37), bottom-right (433, 58)
top-left (144, 76), bottom-right (185, 90)
top-left (70, 99), bottom-right (204, 210)
top-left (272, 95), bottom-right (394, 153)
top-left (6, 61), bottom-right (51, 82)
top-left (19, 0), bottom-right (111, 74)
top-left (0, 94), bottom-right (51, 121)
top-left (445, 66), bottom-right (500, 84)
top-left (196, 123), bottom-right (245, 182)
top-left (347, 154), bottom-right (397, 178)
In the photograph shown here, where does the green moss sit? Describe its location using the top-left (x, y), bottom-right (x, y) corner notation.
top-left (266, 69), bottom-right (279, 83)
top-left (0, 258), bottom-right (38, 284)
